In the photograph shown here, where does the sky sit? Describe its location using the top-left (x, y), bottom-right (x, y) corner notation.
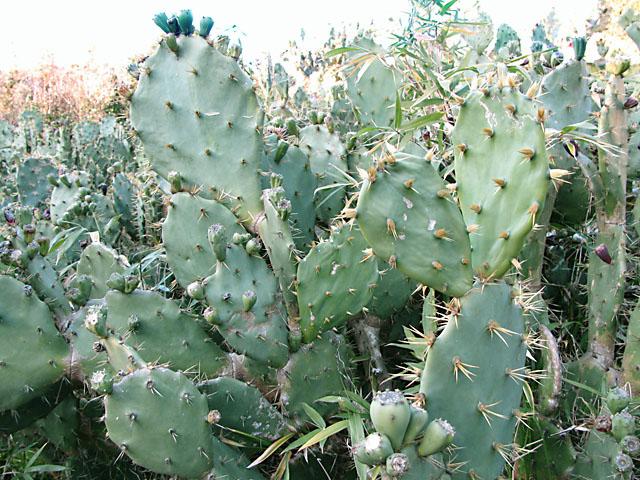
top-left (1, 0), bottom-right (599, 70)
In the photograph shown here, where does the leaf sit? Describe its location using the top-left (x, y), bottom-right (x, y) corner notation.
top-left (25, 465), bottom-right (66, 473)
top-left (325, 46), bottom-right (361, 58)
top-left (247, 432), bottom-right (294, 469)
top-left (394, 92), bottom-right (402, 129)
top-left (347, 413), bottom-right (368, 480)
top-left (283, 428), bottom-right (322, 453)
top-left (399, 112), bottom-right (444, 131)
top-left (412, 97), bottom-right (445, 109)
top-left (301, 402), bottom-right (326, 429)
top-left (298, 419), bottom-right (349, 451)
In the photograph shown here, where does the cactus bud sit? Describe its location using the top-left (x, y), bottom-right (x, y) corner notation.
top-left (612, 411), bottom-right (636, 441)
top-left (90, 369), bottom-right (114, 395)
top-left (199, 16), bottom-right (214, 37)
top-left (595, 243), bottom-right (612, 264)
top-left (106, 272), bottom-right (127, 292)
top-left (203, 306), bottom-right (219, 325)
top-left (245, 238), bottom-right (262, 256)
top-left (22, 224), bottom-right (36, 244)
top-left (242, 290), bottom-right (257, 312)
top-left (85, 305), bottom-right (109, 338)
top-left (232, 232), bottom-right (252, 245)
top-left (166, 33), bottom-right (179, 53)
top-left (187, 281), bottom-right (205, 300)
top-left (417, 418), bottom-right (455, 457)
top-left (606, 387), bottom-right (631, 414)
top-left (273, 140), bottom-right (289, 164)
top-left (168, 171), bottom-right (182, 193)
top-left (177, 9), bottom-right (194, 35)
top-left (208, 224), bottom-right (227, 262)
top-left (47, 173), bottom-right (59, 187)
top-left (615, 452), bottom-right (633, 472)
top-left (123, 274), bottom-right (139, 294)
top-left (153, 12), bottom-right (171, 33)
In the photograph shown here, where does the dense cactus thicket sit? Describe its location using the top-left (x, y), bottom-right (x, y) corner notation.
top-left (3, 2), bottom-right (640, 478)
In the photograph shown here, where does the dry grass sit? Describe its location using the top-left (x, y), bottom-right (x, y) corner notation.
top-left (0, 62), bottom-right (132, 124)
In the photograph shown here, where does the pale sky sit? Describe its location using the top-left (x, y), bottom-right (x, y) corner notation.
top-left (1, 0), bottom-right (598, 70)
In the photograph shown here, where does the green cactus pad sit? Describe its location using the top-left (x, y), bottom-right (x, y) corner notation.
top-left (420, 282), bottom-right (527, 479)
top-left (356, 152), bottom-right (473, 297)
top-left (67, 304), bottom-right (111, 378)
top-left (105, 289), bottom-right (226, 375)
top-left (399, 447), bottom-right (446, 480)
top-left (17, 157), bottom-right (56, 207)
top-left (452, 80), bottom-right (549, 279)
top-left (131, 35), bottom-right (264, 223)
top-left (77, 242), bottom-right (127, 299)
top-left (163, 192), bottom-right (245, 288)
top-left (346, 39), bottom-right (398, 128)
top-left (104, 367), bottom-right (213, 477)
top-left (0, 275), bottom-right (69, 411)
top-left (203, 241), bottom-right (289, 367)
top-left (209, 437), bottom-right (267, 479)
top-left (279, 331), bottom-right (353, 419)
top-left (198, 377), bottom-right (289, 440)
top-left (298, 224), bottom-right (378, 342)
top-left (299, 124), bottom-right (347, 223)
top-left (0, 380), bottom-right (71, 434)
top-left (50, 171), bottom-right (90, 224)
top-left (366, 266), bottom-right (414, 319)
top-left (263, 137), bottom-right (317, 250)
top-left (37, 395), bottom-right (79, 451)
top-left (574, 429), bottom-right (626, 479)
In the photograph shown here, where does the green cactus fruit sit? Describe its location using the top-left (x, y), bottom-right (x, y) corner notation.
top-left (187, 280), bottom-right (206, 300)
top-left (208, 223), bottom-right (228, 262)
top-left (104, 367), bottom-right (213, 477)
top-left (420, 282), bottom-right (527, 479)
top-left (298, 224), bottom-right (378, 342)
top-left (621, 435), bottom-right (640, 456)
top-left (199, 16), bottom-right (214, 37)
top-left (162, 193), bottom-right (244, 288)
top-left (0, 276), bottom-right (69, 411)
top-left (386, 452), bottom-right (410, 477)
top-left (402, 405), bottom-right (429, 446)
top-left (17, 157), bottom-right (56, 207)
top-left (452, 68), bottom-right (549, 279)
top-left (353, 432), bottom-right (394, 466)
top-left (417, 418), bottom-right (455, 457)
top-left (607, 387), bottom-right (632, 414)
top-left (202, 238), bottom-right (289, 367)
top-left (105, 289), bottom-right (226, 375)
top-left (356, 151), bottom-right (473, 297)
top-left (299, 124), bottom-right (347, 223)
top-left (612, 411), bottom-right (636, 442)
top-left (131, 35), bottom-right (264, 224)
top-left (198, 377), bottom-right (289, 440)
top-left (279, 331), bottom-right (353, 420)
top-left (370, 390), bottom-right (411, 451)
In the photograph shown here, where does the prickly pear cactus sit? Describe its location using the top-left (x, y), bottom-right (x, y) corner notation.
top-left (420, 283), bottom-right (527, 479)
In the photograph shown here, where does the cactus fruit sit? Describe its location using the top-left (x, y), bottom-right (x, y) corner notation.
top-left (370, 390), bottom-right (412, 451)
top-left (354, 432), bottom-right (395, 465)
